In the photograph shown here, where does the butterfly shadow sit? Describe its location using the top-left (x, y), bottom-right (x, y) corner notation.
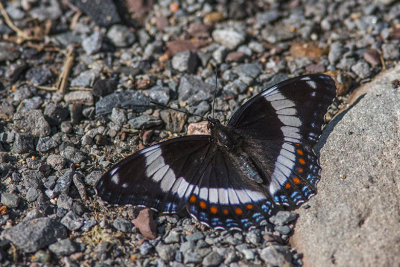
top-left (314, 94), bottom-right (366, 156)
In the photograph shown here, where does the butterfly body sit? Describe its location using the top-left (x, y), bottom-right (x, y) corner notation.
top-left (96, 74), bottom-right (337, 231)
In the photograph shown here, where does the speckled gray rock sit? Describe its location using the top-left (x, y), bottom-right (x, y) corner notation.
top-left (113, 217), bottom-right (133, 233)
top-left (202, 251), bottom-right (223, 266)
top-left (1, 193), bottom-right (19, 208)
top-left (260, 245), bottom-right (292, 266)
top-left (292, 65), bottom-right (400, 266)
top-left (12, 133), bottom-right (34, 153)
top-left (107, 25), bottom-right (136, 47)
top-left (128, 115), bottom-right (162, 129)
top-left (164, 230), bottom-right (180, 244)
top-left (61, 211), bottom-right (84, 231)
top-left (212, 28), bottom-right (246, 50)
top-left (82, 31), bottom-right (103, 55)
top-left (351, 60), bottom-right (371, 79)
top-left (48, 238), bottom-right (77, 256)
top-left (178, 75), bottom-right (213, 106)
top-left (155, 244), bottom-right (176, 261)
top-left (95, 90), bottom-right (150, 115)
top-left (172, 51), bottom-right (199, 73)
top-left (1, 217), bottom-right (67, 253)
top-left (13, 110), bottom-right (51, 137)
top-left (36, 136), bottom-right (58, 152)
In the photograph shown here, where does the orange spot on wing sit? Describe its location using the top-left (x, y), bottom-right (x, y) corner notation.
top-left (293, 177), bottom-right (301, 184)
top-left (296, 149), bottom-right (304, 155)
top-left (199, 201), bottom-right (207, 209)
top-left (298, 158), bottom-right (306, 165)
top-left (295, 143), bottom-right (300, 147)
top-left (210, 206), bottom-right (218, 214)
top-left (298, 168), bottom-right (304, 173)
top-left (235, 207), bottom-right (243, 215)
top-left (189, 195), bottom-right (196, 203)
top-left (285, 183), bottom-right (291, 189)
top-left (246, 204), bottom-right (254, 210)
top-left (223, 209), bottom-right (229, 215)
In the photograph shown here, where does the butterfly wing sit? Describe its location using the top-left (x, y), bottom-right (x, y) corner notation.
top-left (228, 74), bottom-right (336, 207)
top-left (96, 135), bottom-right (214, 213)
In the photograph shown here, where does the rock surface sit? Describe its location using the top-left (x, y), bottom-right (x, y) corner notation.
top-left (291, 65), bottom-right (400, 266)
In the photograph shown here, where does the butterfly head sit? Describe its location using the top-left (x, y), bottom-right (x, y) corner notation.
top-left (207, 117), bottom-right (238, 151)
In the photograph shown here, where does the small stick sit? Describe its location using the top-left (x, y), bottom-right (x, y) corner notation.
top-left (57, 46), bottom-right (75, 94)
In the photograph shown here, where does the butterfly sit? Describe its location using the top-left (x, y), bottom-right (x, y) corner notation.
top-left (96, 74), bottom-right (337, 231)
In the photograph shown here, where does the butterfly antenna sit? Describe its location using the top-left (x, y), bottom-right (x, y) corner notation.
top-left (149, 100), bottom-right (204, 119)
top-left (212, 69), bottom-right (218, 119)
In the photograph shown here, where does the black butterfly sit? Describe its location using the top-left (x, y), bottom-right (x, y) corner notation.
top-left (96, 74), bottom-right (336, 231)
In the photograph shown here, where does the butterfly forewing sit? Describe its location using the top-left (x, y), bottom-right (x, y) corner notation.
top-left (229, 74), bottom-right (336, 207)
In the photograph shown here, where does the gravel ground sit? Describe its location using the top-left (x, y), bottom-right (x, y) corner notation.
top-left (0, 0), bottom-right (399, 266)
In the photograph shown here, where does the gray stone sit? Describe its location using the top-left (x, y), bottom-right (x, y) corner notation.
top-left (1, 193), bottom-right (19, 208)
top-left (30, 0), bottom-right (61, 20)
top-left (292, 65), bottom-right (400, 266)
top-left (95, 90), bottom-right (150, 115)
top-left (260, 245), bottom-right (292, 266)
top-left (69, 0), bottom-right (120, 27)
top-left (70, 70), bottom-right (97, 88)
top-left (156, 244), bottom-right (176, 261)
top-left (185, 231), bottom-right (204, 242)
top-left (245, 230), bottom-right (261, 245)
top-left (172, 51), bottom-right (199, 73)
top-left (1, 217), bottom-right (67, 253)
top-left (269, 211), bottom-right (298, 226)
top-left (21, 96), bottom-right (43, 110)
top-left (113, 217), bottom-right (133, 233)
top-left (147, 85), bottom-right (170, 105)
top-left (46, 154), bottom-right (66, 171)
top-left (382, 43), bottom-right (400, 60)
top-left (164, 230), bottom-right (180, 244)
top-left (202, 251), bottom-right (223, 266)
top-left (14, 110), bottom-right (51, 137)
top-left (36, 136), bottom-right (58, 152)
top-left (61, 211), bottom-right (84, 231)
top-left (179, 241), bottom-right (195, 253)
top-left (12, 133), bottom-right (34, 154)
top-left (241, 249), bottom-right (256, 261)
top-left (0, 42), bottom-right (20, 62)
top-left (256, 10), bottom-right (280, 25)
top-left (178, 75), bottom-right (214, 106)
top-left (26, 188), bottom-right (40, 202)
top-left (140, 241), bottom-right (153, 255)
top-left (107, 25), bottom-right (136, 47)
top-left (81, 219), bottom-right (96, 232)
top-left (57, 193), bottom-right (73, 210)
top-left (128, 115), bottom-right (162, 129)
top-left (184, 250), bottom-right (202, 264)
top-left (25, 68), bottom-right (53, 86)
top-left (329, 42), bottom-right (343, 65)
top-left (261, 24), bottom-right (295, 43)
top-left (44, 102), bottom-right (69, 126)
top-left (351, 61), bottom-right (371, 79)
top-left (48, 238), bottom-right (77, 256)
top-left (232, 63), bottom-right (262, 79)
top-left (82, 31), bottom-right (102, 55)
top-left (61, 146), bottom-right (86, 164)
top-left (275, 225), bottom-right (291, 235)
top-left (110, 108), bottom-right (127, 126)
top-left (212, 28), bottom-right (246, 49)
top-left (52, 171), bottom-right (73, 196)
